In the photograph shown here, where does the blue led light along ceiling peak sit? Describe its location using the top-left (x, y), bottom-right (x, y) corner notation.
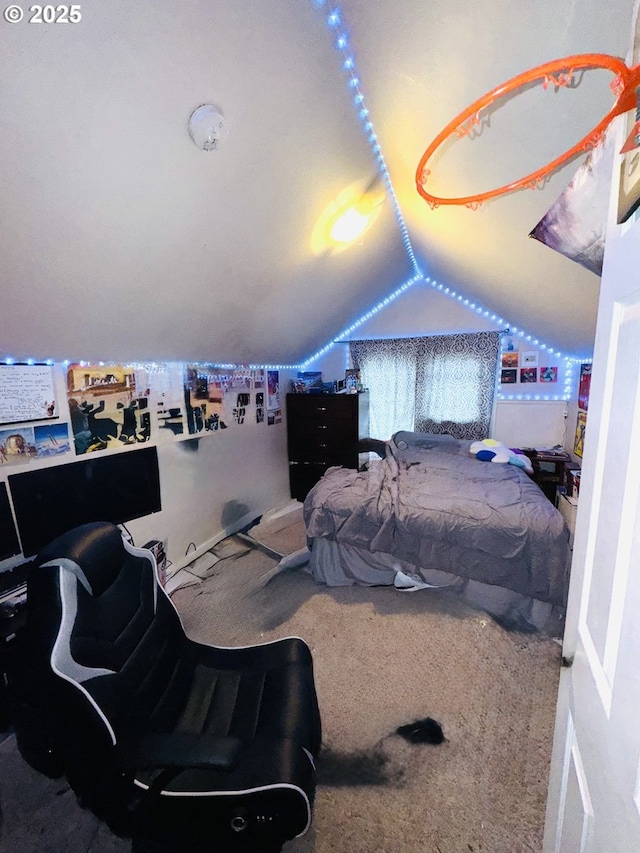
top-left (315, 2), bottom-right (420, 277)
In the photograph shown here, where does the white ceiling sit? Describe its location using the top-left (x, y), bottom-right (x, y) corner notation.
top-left (1, 0), bottom-right (634, 365)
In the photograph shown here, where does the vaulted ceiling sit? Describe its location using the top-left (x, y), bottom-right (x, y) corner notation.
top-left (1, 0), bottom-right (634, 365)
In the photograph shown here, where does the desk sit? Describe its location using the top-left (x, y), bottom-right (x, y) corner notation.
top-left (520, 449), bottom-right (571, 502)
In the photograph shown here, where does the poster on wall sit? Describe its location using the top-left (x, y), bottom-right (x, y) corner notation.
top-left (501, 369), bottom-right (517, 384)
top-left (539, 366), bottom-right (558, 383)
top-left (0, 426), bottom-right (36, 465)
top-left (578, 363), bottom-right (592, 411)
top-left (33, 423), bottom-right (71, 458)
top-left (520, 367), bottom-right (537, 383)
top-left (574, 410), bottom-right (587, 458)
top-left (183, 367), bottom-right (266, 435)
top-left (146, 363), bottom-right (186, 440)
top-left (66, 363), bottom-right (151, 454)
top-left (266, 370), bottom-right (281, 425)
top-left (501, 351), bottom-right (518, 369)
top-left (529, 124), bottom-right (617, 275)
top-left (0, 363), bottom-right (57, 425)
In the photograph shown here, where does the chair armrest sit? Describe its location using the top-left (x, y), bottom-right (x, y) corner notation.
top-left (119, 732), bottom-right (244, 773)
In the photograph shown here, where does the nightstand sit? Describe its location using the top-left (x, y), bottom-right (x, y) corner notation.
top-left (520, 448), bottom-right (571, 502)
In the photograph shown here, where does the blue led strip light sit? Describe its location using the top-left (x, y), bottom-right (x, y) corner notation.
top-left (300, 273), bottom-right (423, 366)
top-left (314, 2), bottom-right (421, 277)
top-left (302, 272), bottom-right (584, 401)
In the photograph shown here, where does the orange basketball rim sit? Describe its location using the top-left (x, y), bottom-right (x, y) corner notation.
top-left (415, 54), bottom-right (640, 209)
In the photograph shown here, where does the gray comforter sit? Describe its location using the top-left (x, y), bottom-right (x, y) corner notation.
top-left (303, 438), bottom-right (571, 606)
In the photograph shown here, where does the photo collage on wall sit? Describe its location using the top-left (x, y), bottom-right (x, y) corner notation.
top-left (183, 367), bottom-right (268, 433)
top-left (499, 336), bottom-right (558, 389)
top-left (0, 362), bottom-right (281, 467)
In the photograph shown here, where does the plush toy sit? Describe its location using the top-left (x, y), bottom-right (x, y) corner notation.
top-left (469, 438), bottom-right (533, 474)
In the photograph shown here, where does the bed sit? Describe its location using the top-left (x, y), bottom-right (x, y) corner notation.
top-left (302, 431), bottom-right (572, 632)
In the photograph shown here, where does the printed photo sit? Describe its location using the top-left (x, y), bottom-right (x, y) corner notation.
top-left (67, 363), bottom-right (150, 454)
top-left (33, 423), bottom-right (72, 457)
top-left (501, 369), bottom-right (517, 384)
top-left (521, 352), bottom-right (538, 366)
top-left (0, 426), bottom-right (36, 465)
top-left (539, 366), bottom-right (558, 383)
top-left (520, 367), bottom-right (538, 383)
top-left (501, 352), bottom-right (518, 368)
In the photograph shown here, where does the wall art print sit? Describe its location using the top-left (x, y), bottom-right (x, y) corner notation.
top-left (539, 366), bottom-right (558, 383)
top-left (66, 364), bottom-right (151, 455)
top-left (529, 122), bottom-right (617, 276)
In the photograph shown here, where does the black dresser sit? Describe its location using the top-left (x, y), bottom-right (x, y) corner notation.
top-left (286, 392), bottom-right (370, 501)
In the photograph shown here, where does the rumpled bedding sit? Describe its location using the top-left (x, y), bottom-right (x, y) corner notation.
top-left (303, 438), bottom-right (571, 607)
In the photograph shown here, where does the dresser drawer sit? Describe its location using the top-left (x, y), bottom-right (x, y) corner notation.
top-left (286, 394), bottom-right (358, 423)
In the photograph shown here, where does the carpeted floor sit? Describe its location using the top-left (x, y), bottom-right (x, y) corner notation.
top-left (0, 505), bottom-right (562, 852)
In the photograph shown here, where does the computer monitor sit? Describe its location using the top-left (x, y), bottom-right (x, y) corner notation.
top-left (0, 481), bottom-right (20, 561)
top-left (8, 446), bottom-right (162, 557)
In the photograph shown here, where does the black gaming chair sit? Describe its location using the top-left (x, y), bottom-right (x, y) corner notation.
top-left (14, 521), bottom-right (321, 852)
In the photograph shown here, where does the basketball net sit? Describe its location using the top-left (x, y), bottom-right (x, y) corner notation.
top-left (415, 54), bottom-right (640, 209)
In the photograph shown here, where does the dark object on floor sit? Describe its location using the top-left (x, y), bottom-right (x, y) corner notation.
top-left (396, 717), bottom-right (446, 745)
top-left (316, 745), bottom-right (405, 788)
top-left (13, 521), bottom-right (321, 853)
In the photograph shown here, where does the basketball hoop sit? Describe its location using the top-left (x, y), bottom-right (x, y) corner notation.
top-left (416, 54), bottom-right (640, 209)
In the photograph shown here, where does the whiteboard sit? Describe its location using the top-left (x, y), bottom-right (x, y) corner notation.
top-left (0, 364), bottom-right (58, 424)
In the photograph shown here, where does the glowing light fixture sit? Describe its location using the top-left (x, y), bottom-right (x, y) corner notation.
top-left (311, 178), bottom-right (385, 254)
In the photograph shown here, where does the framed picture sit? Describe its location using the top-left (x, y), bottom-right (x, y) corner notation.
top-left (521, 351), bottom-right (538, 367)
top-left (344, 369), bottom-right (360, 392)
top-left (618, 0), bottom-right (640, 223)
top-left (539, 366), bottom-right (558, 383)
top-left (501, 368), bottom-right (517, 384)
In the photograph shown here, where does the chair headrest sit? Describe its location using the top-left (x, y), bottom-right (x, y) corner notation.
top-left (36, 521), bottom-right (127, 597)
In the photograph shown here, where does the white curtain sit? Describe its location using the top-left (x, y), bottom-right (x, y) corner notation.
top-left (350, 331), bottom-right (500, 440)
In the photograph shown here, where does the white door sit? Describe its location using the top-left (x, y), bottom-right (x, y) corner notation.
top-left (543, 128), bottom-right (640, 849)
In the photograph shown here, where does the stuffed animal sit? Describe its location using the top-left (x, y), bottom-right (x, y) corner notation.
top-left (469, 438), bottom-right (533, 474)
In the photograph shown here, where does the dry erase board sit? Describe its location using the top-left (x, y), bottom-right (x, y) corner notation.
top-left (0, 364), bottom-right (57, 424)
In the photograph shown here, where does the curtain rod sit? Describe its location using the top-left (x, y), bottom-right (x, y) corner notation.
top-left (334, 328), bottom-right (510, 343)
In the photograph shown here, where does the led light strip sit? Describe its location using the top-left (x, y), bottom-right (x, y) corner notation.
top-left (302, 273), bottom-right (591, 401)
top-left (314, 1), bottom-right (421, 277)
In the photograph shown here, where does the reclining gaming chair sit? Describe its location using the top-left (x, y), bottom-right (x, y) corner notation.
top-left (15, 521), bottom-right (321, 852)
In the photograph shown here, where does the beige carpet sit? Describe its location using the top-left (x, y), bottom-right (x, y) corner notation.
top-left (0, 509), bottom-right (562, 852)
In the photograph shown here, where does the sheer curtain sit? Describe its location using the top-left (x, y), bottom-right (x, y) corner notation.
top-left (350, 331), bottom-right (500, 440)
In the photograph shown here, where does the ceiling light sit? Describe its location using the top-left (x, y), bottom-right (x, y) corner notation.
top-left (329, 205), bottom-right (371, 243)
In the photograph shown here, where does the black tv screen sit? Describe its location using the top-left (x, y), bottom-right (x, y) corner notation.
top-left (9, 446), bottom-right (162, 557)
top-left (0, 481), bottom-right (21, 561)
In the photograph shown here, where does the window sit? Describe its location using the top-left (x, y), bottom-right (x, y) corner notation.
top-left (350, 332), bottom-right (500, 440)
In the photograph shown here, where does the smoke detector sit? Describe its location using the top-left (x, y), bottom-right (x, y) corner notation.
top-left (188, 105), bottom-right (228, 151)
